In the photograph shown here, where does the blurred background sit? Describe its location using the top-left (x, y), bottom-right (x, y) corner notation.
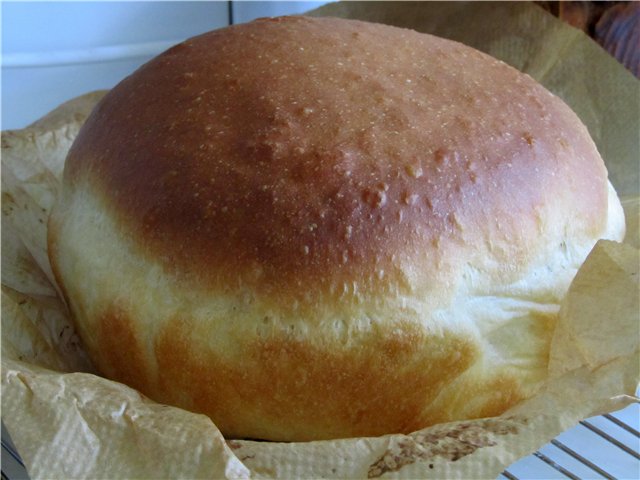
top-left (1, 1), bottom-right (329, 129)
top-left (2, 1), bottom-right (637, 130)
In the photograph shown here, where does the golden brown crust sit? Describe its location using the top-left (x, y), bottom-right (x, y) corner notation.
top-left (153, 316), bottom-right (478, 440)
top-left (64, 16), bottom-right (607, 299)
top-left (49, 16), bottom-right (624, 441)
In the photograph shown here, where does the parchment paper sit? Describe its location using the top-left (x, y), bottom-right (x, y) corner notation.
top-left (2, 2), bottom-right (639, 479)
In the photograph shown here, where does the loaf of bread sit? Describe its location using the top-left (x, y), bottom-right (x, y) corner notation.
top-left (48, 16), bottom-right (625, 441)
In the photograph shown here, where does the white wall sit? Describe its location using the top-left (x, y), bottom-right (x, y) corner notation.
top-left (231, 1), bottom-right (327, 23)
top-left (1, 1), bottom-right (328, 130)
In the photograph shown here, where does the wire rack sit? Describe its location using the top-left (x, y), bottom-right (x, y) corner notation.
top-left (2, 402), bottom-right (638, 479)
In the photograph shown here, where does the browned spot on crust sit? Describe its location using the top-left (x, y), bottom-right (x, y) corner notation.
top-left (95, 306), bottom-right (151, 393)
top-left (153, 316), bottom-right (478, 441)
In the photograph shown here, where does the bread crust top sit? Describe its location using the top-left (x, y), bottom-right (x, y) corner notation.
top-left (63, 16), bottom-right (608, 304)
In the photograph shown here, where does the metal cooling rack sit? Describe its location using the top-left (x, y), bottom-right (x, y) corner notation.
top-left (2, 402), bottom-right (638, 479)
top-left (499, 402), bottom-right (640, 480)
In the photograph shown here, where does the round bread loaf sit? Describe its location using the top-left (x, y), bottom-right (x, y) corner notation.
top-left (48, 16), bottom-right (625, 441)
